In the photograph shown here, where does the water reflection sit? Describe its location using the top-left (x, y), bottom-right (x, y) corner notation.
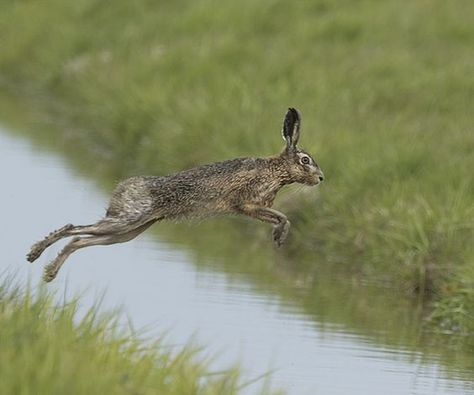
top-left (1, 127), bottom-right (473, 395)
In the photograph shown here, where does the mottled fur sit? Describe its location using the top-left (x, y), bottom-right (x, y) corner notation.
top-left (27, 108), bottom-right (324, 282)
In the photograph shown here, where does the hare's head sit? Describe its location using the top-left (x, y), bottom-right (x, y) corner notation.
top-left (280, 108), bottom-right (324, 186)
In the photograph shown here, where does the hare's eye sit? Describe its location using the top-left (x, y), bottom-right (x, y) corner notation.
top-left (300, 156), bottom-right (310, 165)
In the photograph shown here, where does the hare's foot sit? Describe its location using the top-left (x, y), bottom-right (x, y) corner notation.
top-left (27, 241), bottom-right (47, 263)
top-left (27, 224), bottom-right (74, 263)
top-left (43, 261), bottom-right (60, 283)
top-left (239, 205), bottom-right (290, 247)
top-left (41, 236), bottom-right (81, 283)
top-left (272, 220), bottom-right (290, 247)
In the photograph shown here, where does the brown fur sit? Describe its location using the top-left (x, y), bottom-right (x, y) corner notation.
top-left (27, 108), bottom-right (324, 282)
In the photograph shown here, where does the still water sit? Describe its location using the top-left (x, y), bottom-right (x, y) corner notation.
top-left (1, 125), bottom-right (473, 395)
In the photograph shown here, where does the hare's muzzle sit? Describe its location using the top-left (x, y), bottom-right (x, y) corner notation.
top-left (311, 169), bottom-right (325, 185)
top-left (313, 166), bottom-right (324, 184)
top-left (303, 169), bottom-right (324, 185)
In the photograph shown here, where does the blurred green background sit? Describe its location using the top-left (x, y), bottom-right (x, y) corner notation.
top-left (0, 0), bottom-right (473, 391)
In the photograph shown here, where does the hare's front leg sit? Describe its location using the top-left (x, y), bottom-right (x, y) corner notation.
top-left (240, 205), bottom-right (290, 247)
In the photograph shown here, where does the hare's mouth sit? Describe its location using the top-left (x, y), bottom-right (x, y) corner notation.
top-left (308, 174), bottom-right (324, 186)
top-left (307, 179), bottom-right (320, 187)
top-left (315, 174), bottom-right (324, 185)
top-left (306, 170), bottom-right (324, 186)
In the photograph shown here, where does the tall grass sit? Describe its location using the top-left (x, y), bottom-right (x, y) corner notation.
top-left (0, 0), bottom-right (473, 333)
top-left (0, 278), bottom-right (278, 395)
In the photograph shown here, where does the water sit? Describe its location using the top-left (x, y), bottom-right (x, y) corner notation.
top-left (1, 125), bottom-right (473, 395)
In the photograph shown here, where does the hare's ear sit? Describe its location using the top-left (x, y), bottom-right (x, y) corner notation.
top-left (281, 107), bottom-right (301, 153)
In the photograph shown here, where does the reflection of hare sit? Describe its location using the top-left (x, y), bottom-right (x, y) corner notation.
top-left (28, 108), bottom-right (324, 282)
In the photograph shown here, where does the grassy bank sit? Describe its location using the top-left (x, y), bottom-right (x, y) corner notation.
top-left (0, 278), bottom-right (277, 395)
top-left (0, 0), bottom-right (473, 334)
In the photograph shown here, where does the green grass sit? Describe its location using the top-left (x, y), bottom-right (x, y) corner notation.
top-left (0, 277), bottom-right (278, 395)
top-left (0, 0), bottom-right (473, 335)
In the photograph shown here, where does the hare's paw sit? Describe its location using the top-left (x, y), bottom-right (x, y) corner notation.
top-left (272, 221), bottom-right (290, 247)
top-left (43, 262), bottom-right (59, 283)
top-left (27, 241), bottom-right (46, 263)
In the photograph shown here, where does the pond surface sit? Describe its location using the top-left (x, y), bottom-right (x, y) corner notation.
top-left (1, 125), bottom-right (473, 395)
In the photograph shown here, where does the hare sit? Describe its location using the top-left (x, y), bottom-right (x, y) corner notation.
top-left (27, 108), bottom-right (324, 282)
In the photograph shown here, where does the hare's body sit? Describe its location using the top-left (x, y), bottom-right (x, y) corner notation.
top-left (28, 108), bottom-right (324, 282)
top-left (109, 156), bottom-right (294, 221)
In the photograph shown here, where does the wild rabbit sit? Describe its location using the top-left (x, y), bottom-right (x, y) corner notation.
top-left (27, 108), bottom-right (324, 282)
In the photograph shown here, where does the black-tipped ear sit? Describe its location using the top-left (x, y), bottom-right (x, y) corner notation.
top-left (281, 107), bottom-right (301, 153)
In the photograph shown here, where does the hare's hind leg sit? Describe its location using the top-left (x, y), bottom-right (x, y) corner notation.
top-left (240, 205), bottom-right (290, 247)
top-left (27, 224), bottom-right (75, 263)
top-left (27, 222), bottom-right (109, 263)
top-left (43, 220), bottom-right (156, 282)
top-left (27, 217), bottom-right (152, 263)
top-left (43, 235), bottom-right (112, 282)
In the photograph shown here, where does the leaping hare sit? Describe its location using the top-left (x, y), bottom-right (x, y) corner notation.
top-left (27, 108), bottom-right (324, 282)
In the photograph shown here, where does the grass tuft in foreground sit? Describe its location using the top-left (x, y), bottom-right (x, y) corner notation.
top-left (0, 0), bottom-right (473, 333)
top-left (0, 278), bottom-right (278, 395)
